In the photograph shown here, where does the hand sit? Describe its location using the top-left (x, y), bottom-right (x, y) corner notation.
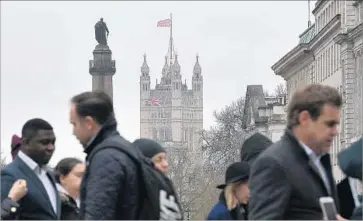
top-left (8, 179), bottom-right (28, 202)
top-left (336, 214), bottom-right (347, 220)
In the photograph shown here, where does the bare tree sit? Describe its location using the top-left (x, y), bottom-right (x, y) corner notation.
top-left (167, 96), bottom-right (251, 219)
top-left (201, 97), bottom-right (248, 167)
top-left (263, 90), bottom-right (271, 97)
top-left (274, 82), bottom-right (287, 96)
top-left (190, 96), bottom-right (250, 218)
top-left (167, 148), bottom-right (213, 219)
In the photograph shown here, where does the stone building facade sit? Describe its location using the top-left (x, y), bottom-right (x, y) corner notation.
top-left (139, 53), bottom-right (203, 152)
top-left (271, 0), bottom-right (363, 181)
top-left (242, 85), bottom-right (287, 143)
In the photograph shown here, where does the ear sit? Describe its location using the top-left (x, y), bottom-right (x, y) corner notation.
top-left (60, 174), bottom-right (66, 185)
top-left (298, 110), bottom-right (311, 126)
top-left (84, 116), bottom-right (95, 130)
top-left (21, 137), bottom-right (29, 146)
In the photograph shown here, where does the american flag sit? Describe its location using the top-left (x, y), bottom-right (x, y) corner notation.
top-left (157, 18), bottom-right (171, 27)
top-left (145, 97), bottom-right (162, 106)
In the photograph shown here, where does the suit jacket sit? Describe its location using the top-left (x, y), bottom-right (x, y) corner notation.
top-left (1, 157), bottom-right (61, 220)
top-left (248, 129), bottom-right (339, 220)
top-left (337, 178), bottom-right (355, 219)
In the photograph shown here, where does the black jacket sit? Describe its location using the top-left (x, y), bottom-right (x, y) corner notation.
top-left (79, 117), bottom-right (141, 220)
top-left (337, 178), bottom-right (356, 219)
top-left (59, 192), bottom-right (79, 220)
top-left (248, 129), bottom-right (339, 220)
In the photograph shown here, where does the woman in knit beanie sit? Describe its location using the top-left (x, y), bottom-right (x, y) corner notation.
top-left (133, 138), bottom-right (168, 174)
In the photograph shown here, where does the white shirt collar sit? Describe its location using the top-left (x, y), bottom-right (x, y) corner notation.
top-left (17, 151), bottom-right (48, 173)
top-left (18, 151), bottom-right (39, 171)
top-left (299, 141), bottom-right (326, 160)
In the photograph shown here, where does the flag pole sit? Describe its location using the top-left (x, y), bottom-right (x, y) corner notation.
top-left (308, 0), bottom-right (311, 27)
top-left (169, 13), bottom-right (173, 65)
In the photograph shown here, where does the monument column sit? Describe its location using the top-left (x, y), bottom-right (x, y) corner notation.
top-left (89, 18), bottom-right (116, 101)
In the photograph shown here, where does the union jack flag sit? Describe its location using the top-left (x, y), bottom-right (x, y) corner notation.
top-left (157, 18), bottom-right (171, 27)
top-left (145, 97), bottom-right (162, 106)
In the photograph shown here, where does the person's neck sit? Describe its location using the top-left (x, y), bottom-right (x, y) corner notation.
top-left (292, 127), bottom-right (320, 154)
top-left (20, 149), bottom-right (44, 166)
top-left (65, 186), bottom-right (78, 201)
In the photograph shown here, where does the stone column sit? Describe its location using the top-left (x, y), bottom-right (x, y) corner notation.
top-left (341, 42), bottom-right (355, 149)
top-left (89, 44), bottom-right (116, 101)
top-left (353, 48), bottom-right (363, 140)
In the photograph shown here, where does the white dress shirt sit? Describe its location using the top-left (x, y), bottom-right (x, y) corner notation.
top-left (299, 142), bottom-right (332, 195)
top-left (18, 151), bottom-right (57, 213)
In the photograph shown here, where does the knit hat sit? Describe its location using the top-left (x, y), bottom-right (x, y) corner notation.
top-left (133, 138), bottom-right (166, 159)
top-left (240, 132), bottom-right (272, 164)
top-left (11, 134), bottom-right (22, 160)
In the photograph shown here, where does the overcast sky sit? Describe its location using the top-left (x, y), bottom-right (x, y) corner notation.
top-left (1, 1), bottom-right (314, 165)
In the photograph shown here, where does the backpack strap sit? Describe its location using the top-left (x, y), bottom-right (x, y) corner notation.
top-left (86, 135), bottom-right (140, 164)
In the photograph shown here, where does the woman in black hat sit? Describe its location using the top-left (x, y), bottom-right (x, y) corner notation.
top-left (207, 162), bottom-right (250, 220)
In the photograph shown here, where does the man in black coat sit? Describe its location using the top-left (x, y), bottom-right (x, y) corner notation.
top-left (69, 91), bottom-right (141, 220)
top-left (248, 84), bottom-right (343, 220)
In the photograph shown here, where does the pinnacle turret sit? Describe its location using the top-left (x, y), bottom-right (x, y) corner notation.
top-left (172, 54), bottom-right (181, 75)
top-left (141, 53), bottom-right (149, 76)
top-left (193, 54), bottom-right (201, 75)
top-left (162, 56), bottom-right (168, 76)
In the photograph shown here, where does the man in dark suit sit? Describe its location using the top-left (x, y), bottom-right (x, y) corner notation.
top-left (248, 84), bottom-right (342, 220)
top-left (1, 118), bottom-right (61, 219)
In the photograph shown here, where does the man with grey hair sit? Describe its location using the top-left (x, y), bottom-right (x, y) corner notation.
top-left (248, 84), bottom-right (343, 220)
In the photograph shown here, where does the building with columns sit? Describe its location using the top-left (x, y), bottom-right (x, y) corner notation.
top-left (271, 0), bottom-right (363, 181)
top-left (139, 41), bottom-right (203, 152)
top-left (242, 85), bottom-right (287, 143)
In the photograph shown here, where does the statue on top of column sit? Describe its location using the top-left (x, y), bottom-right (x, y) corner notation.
top-left (95, 18), bottom-right (109, 45)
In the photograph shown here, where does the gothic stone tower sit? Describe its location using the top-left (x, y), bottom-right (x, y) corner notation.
top-left (89, 38), bottom-right (116, 100)
top-left (139, 53), bottom-right (203, 152)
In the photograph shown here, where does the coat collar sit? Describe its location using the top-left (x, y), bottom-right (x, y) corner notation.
top-left (84, 116), bottom-right (118, 156)
top-left (282, 129), bottom-right (339, 204)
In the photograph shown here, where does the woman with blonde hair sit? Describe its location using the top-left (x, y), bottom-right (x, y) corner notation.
top-left (207, 162), bottom-right (250, 220)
